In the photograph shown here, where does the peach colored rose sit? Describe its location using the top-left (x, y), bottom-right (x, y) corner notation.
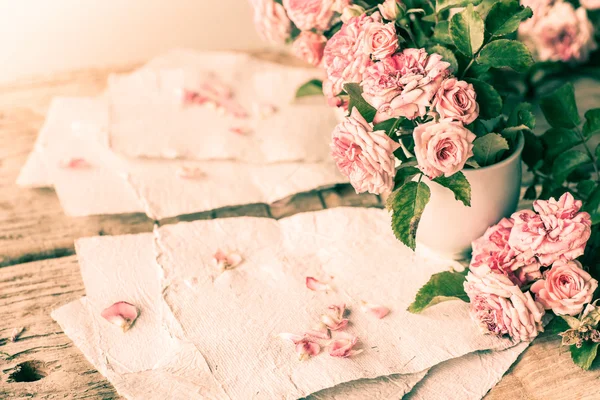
top-left (330, 108), bottom-right (400, 194)
top-left (580, 0), bottom-right (600, 9)
top-left (465, 267), bottom-right (545, 341)
top-left (531, 260), bottom-right (598, 316)
top-left (470, 218), bottom-right (542, 286)
top-left (323, 13), bottom-right (381, 96)
top-left (378, 0), bottom-right (404, 21)
top-left (413, 120), bottom-right (475, 179)
top-left (250, 0), bottom-right (292, 44)
top-left (371, 48), bottom-right (450, 122)
top-left (509, 193), bottom-right (592, 266)
top-left (432, 78), bottom-right (479, 124)
top-left (362, 22), bottom-right (399, 60)
top-left (292, 31), bottom-right (327, 66)
top-left (332, 0), bottom-right (351, 13)
top-left (283, 0), bottom-right (335, 31)
top-left (341, 5), bottom-right (365, 23)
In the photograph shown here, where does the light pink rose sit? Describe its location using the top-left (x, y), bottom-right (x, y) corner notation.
top-left (332, 0), bottom-right (351, 13)
top-left (522, 1), bottom-right (597, 63)
top-left (412, 120), bottom-right (475, 179)
top-left (580, 0), bottom-right (600, 10)
top-left (432, 78), bottom-right (479, 124)
top-left (465, 267), bottom-right (545, 341)
top-left (378, 0), bottom-right (404, 21)
top-left (371, 49), bottom-right (450, 122)
top-left (470, 218), bottom-right (542, 286)
top-left (292, 31), bottom-right (327, 66)
top-left (323, 13), bottom-right (381, 96)
top-left (330, 108), bottom-right (400, 194)
top-left (531, 260), bottom-right (598, 316)
top-left (250, 0), bottom-right (292, 45)
top-left (362, 22), bottom-right (399, 60)
top-left (509, 193), bottom-right (592, 266)
top-left (283, 0), bottom-right (335, 31)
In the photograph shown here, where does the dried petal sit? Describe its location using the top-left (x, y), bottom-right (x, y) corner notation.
top-left (305, 323), bottom-right (331, 340)
top-left (229, 126), bottom-right (253, 136)
top-left (101, 302), bottom-right (139, 332)
top-left (176, 166), bottom-right (206, 180)
top-left (184, 277), bottom-right (199, 288)
top-left (277, 332), bottom-right (305, 343)
top-left (306, 277), bottom-right (332, 292)
top-left (295, 339), bottom-right (320, 361)
top-left (320, 314), bottom-right (349, 331)
top-left (329, 335), bottom-right (362, 358)
top-left (213, 250), bottom-right (243, 271)
top-left (59, 158), bottom-right (91, 169)
top-left (328, 303), bottom-right (347, 320)
top-left (10, 327), bottom-right (25, 342)
top-left (360, 301), bottom-right (390, 319)
top-left (253, 102), bottom-right (278, 119)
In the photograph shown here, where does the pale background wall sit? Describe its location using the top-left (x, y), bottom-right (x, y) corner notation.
top-left (0, 0), bottom-right (266, 83)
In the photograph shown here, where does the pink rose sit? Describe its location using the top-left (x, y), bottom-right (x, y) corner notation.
top-left (250, 0), bottom-right (292, 45)
top-left (378, 0), bottom-right (404, 21)
top-left (432, 78), bottom-right (479, 124)
top-left (465, 267), bottom-right (545, 341)
top-left (323, 13), bottom-right (381, 96)
top-left (470, 218), bottom-right (542, 286)
top-left (580, 0), bottom-right (600, 9)
top-left (412, 120), bottom-right (475, 179)
top-left (509, 193), bottom-right (592, 266)
top-left (330, 108), bottom-right (400, 194)
top-left (531, 260), bottom-right (598, 316)
top-left (362, 22), bottom-right (399, 60)
top-left (292, 31), bottom-right (327, 66)
top-left (371, 49), bottom-right (450, 122)
top-left (283, 0), bottom-right (335, 31)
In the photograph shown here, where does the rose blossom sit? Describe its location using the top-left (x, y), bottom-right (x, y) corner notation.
top-left (283, 0), bottom-right (335, 31)
top-left (250, 0), bottom-right (292, 45)
top-left (432, 78), bottom-right (479, 124)
top-left (470, 218), bottom-right (542, 286)
top-left (412, 120), bottom-right (475, 179)
top-left (292, 32), bottom-right (327, 66)
top-left (531, 260), bottom-right (598, 316)
top-left (330, 108), bottom-right (400, 195)
top-left (580, 0), bottom-right (600, 9)
top-left (509, 193), bottom-right (592, 266)
top-left (525, 2), bottom-right (597, 63)
top-left (341, 5), bottom-right (365, 23)
top-left (369, 48), bottom-right (450, 122)
top-left (362, 22), bottom-right (399, 60)
top-left (322, 13), bottom-right (381, 97)
top-left (465, 267), bottom-right (545, 341)
top-left (378, 0), bottom-right (404, 21)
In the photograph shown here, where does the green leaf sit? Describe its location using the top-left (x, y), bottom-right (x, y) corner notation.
top-left (433, 171), bottom-right (472, 206)
top-left (583, 186), bottom-right (600, 225)
top-left (545, 315), bottom-right (569, 334)
top-left (571, 341), bottom-right (600, 370)
top-left (343, 82), bottom-right (377, 123)
top-left (485, 0), bottom-right (533, 37)
top-left (408, 270), bottom-right (469, 313)
top-left (578, 180), bottom-right (597, 197)
top-left (432, 21), bottom-right (453, 45)
top-left (465, 78), bottom-right (503, 119)
top-left (389, 181), bottom-right (431, 250)
top-left (428, 45), bottom-right (459, 74)
top-left (436, 0), bottom-right (483, 13)
top-left (552, 149), bottom-right (591, 183)
top-left (583, 108), bottom-right (600, 137)
top-left (394, 166), bottom-right (421, 190)
top-left (477, 39), bottom-right (534, 72)
top-left (507, 102), bottom-right (535, 130)
top-left (542, 128), bottom-right (582, 161)
top-left (373, 118), bottom-right (399, 137)
top-left (295, 79), bottom-right (323, 98)
top-left (472, 133), bottom-right (509, 166)
top-left (522, 130), bottom-right (544, 169)
top-left (523, 184), bottom-right (537, 200)
top-left (540, 83), bottom-right (580, 129)
top-left (450, 4), bottom-right (485, 57)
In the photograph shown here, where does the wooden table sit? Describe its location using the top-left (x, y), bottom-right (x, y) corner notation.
top-left (0, 61), bottom-right (598, 400)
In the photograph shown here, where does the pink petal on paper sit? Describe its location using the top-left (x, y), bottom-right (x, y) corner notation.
top-left (305, 323), bottom-right (331, 340)
top-left (253, 103), bottom-right (278, 119)
top-left (176, 166), bottom-right (206, 180)
top-left (101, 302), bottom-right (139, 332)
top-left (10, 327), bottom-right (25, 342)
top-left (329, 335), bottom-right (362, 358)
top-left (295, 339), bottom-right (321, 361)
top-left (199, 81), bottom-right (233, 100)
top-left (320, 314), bottom-right (348, 331)
top-left (277, 332), bottom-right (305, 343)
top-left (360, 301), bottom-right (390, 319)
top-left (220, 98), bottom-right (248, 119)
top-left (306, 277), bottom-right (332, 292)
top-left (328, 303), bottom-right (347, 320)
top-left (59, 158), bottom-right (91, 169)
top-left (213, 249), bottom-right (243, 271)
top-left (229, 126), bottom-right (253, 136)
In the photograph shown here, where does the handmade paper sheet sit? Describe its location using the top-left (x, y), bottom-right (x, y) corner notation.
top-left (17, 97), bottom-right (345, 219)
top-left (53, 208), bottom-right (528, 399)
top-left (107, 50), bottom-right (335, 164)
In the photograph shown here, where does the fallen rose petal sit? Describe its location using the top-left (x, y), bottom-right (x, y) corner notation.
top-left (296, 339), bottom-right (321, 361)
top-left (213, 249), bottom-right (243, 271)
top-left (176, 166), bottom-right (206, 180)
top-left (10, 327), bottom-right (25, 342)
top-left (100, 302), bottom-right (139, 332)
top-left (328, 303), bottom-right (347, 320)
top-left (320, 314), bottom-right (349, 331)
top-left (229, 126), bottom-right (253, 135)
top-left (305, 323), bottom-right (331, 340)
top-left (59, 158), bottom-right (91, 169)
top-left (306, 277), bottom-right (332, 292)
top-left (277, 332), bottom-right (305, 343)
top-left (329, 335), bottom-right (362, 358)
top-left (253, 102), bottom-right (278, 118)
top-left (360, 301), bottom-right (390, 319)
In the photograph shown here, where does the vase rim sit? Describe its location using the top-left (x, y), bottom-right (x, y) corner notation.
top-left (464, 131), bottom-right (524, 175)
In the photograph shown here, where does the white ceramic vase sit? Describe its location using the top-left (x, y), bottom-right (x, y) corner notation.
top-left (415, 133), bottom-right (524, 260)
